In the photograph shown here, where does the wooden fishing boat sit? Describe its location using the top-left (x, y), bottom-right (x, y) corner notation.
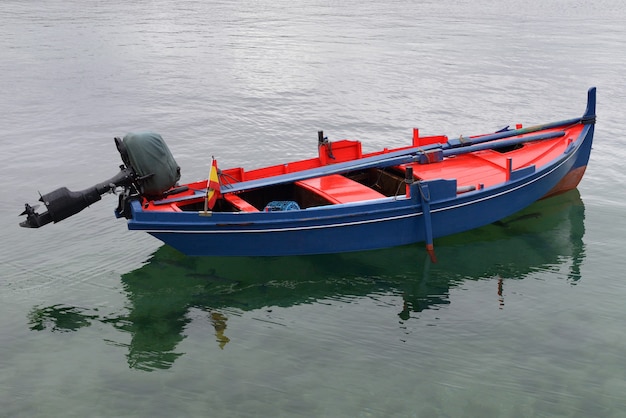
top-left (20, 88), bottom-right (596, 259)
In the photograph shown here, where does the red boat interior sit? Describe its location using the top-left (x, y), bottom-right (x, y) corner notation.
top-left (146, 123), bottom-right (585, 214)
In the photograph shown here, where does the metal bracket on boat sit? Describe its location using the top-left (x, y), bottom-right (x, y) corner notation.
top-left (403, 166), bottom-right (415, 198)
top-left (318, 130), bottom-right (335, 160)
top-left (405, 166), bottom-right (415, 185)
top-left (115, 188), bottom-right (141, 219)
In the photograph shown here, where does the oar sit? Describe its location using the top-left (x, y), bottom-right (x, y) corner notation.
top-left (221, 130), bottom-right (566, 194)
top-left (443, 130), bottom-right (565, 157)
top-left (444, 117), bottom-right (579, 149)
top-left (220, 145), bottom-right (430, 194)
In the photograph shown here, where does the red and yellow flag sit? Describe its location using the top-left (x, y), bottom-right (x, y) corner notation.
top-left (206, 158), bottom-right (220, 210)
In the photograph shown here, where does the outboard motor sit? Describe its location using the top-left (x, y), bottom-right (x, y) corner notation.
top-left (19, 132), bottom-right (180, 228)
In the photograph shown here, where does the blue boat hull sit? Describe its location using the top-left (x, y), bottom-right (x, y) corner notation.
top-left (128, 121), bottom-right (594, 257)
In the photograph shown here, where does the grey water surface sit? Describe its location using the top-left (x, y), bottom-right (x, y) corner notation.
top-left (1, 0), bottom-right (625, 417)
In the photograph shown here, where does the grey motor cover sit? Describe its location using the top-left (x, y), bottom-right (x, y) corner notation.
top-left (122, 132), bottom-right (181, 196)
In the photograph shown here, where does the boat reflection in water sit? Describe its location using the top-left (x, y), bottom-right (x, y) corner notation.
top-left (28, 190), bottom-right (585, 371)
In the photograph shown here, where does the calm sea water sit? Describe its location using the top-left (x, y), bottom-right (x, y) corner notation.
top-left (1, 0), bottom-right (625, 416)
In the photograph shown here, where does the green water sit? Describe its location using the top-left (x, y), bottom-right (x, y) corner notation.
top-left (7, 191), bottom-right (624, 416)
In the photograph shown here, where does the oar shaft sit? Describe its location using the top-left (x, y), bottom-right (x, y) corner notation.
top-left (444, 118), bottom-right (580, 149)
top-left (222, 130), bottom-right (568, 193)
top-left (221, 146), bottom-right (425, 194)
top-left (443, 130), bottom-right (565, 157)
